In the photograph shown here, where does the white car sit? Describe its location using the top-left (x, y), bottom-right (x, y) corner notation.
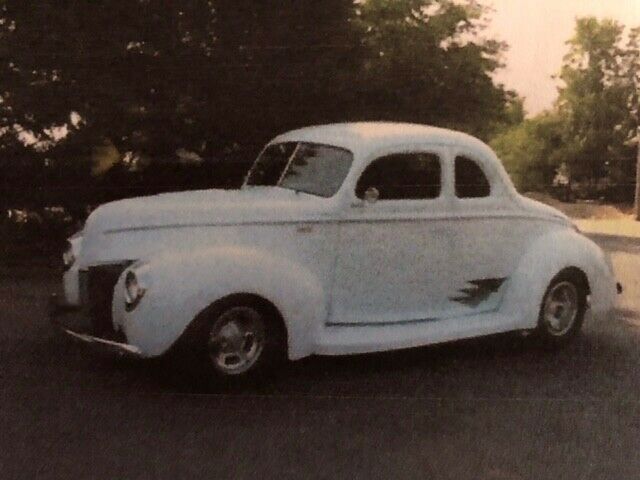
top-left (50, 122), bottom-right (621, 380)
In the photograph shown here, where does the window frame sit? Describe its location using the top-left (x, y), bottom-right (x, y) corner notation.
top-left (453, 154), bottom-right (493, 200)
top-left (244, 141), bottom-right (354, 198)
top-left (354, 150), bottom-right (444, 202)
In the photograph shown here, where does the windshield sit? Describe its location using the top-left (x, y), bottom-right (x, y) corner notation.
top-left (244, 142), bottom-right (353, 198)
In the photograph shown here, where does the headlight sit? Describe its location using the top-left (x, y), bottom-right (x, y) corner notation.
top-left (124, 270), bottom-right (146, 311)
top-left (62, 241), bottom-right (76, 271)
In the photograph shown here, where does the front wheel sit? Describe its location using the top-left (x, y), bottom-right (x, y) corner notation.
top-left (208, 305), bottom-right (267, 375)
top-left (535, 270), bottom-right (588, 347)
top-left (197, 299), bottom-right (286, 383)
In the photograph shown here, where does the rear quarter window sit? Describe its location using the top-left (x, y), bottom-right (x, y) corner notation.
top-left (455, 156), bottom-right (491, 199)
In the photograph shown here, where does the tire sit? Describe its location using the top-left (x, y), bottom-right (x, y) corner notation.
top-left (193, 297), bottom-right (286, 384)
top-left (534, 269), bottom-right (588, 348)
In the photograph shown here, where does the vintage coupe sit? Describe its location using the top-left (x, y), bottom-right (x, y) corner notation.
top-left (50, 122), bottom-right (620, 379)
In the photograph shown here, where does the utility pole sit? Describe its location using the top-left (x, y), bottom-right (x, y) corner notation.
top-left (636, 126), bottom-right (640, 221)
top-left (634, 125), bottom-right (640, 222)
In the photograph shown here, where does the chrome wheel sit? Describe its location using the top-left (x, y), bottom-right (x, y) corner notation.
top-left (542, 281), bottom-right (579, 337)
top-left (207, 306), bottom-right (266, 375)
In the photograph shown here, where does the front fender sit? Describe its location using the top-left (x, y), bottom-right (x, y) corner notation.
top-left (501, 228), bottom-right (616, 329)
top-left (112, 246), bottom-right (327, 359)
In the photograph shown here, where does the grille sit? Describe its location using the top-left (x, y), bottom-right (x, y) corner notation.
top-left (80, 261), bottom-right (133, 335)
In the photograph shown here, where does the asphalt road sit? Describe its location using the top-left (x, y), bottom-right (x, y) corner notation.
top-left (1, 234), bottom-right (640, 480)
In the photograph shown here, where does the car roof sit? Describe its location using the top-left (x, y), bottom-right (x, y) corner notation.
top-left (271, 122), bottom-right (493, 158)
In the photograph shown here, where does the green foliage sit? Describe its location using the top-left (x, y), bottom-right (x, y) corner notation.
top-left (493, 16), bottom-right (639, 201)
top-left (491, 113), bottom-right (564, 192)
top-left (208, 0), bottom-right (364, 147)
top-left (557, 17), bottom-right (637, 188)
top-left (357, 0), bottom-right (514, 139)
top-left (0, 0), bottom-right (518, 212)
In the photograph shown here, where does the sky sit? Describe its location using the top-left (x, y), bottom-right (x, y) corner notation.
top-left (487, 0), bottom-right (640, 116)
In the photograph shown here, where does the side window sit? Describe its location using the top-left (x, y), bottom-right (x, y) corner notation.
top-left (455, 156), bottom-right (491, 198)
top-left (356, 153), bottom-right (441, 200)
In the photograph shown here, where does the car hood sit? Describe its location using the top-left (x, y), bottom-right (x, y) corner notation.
top-left (85, 187), bottom-right (328, 234)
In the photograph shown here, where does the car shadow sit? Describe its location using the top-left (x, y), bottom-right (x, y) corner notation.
top-left (40, 299), bottom-right (637, 397)
top-left (138, 332), bottom-right (575, 395)
top-left (51, 310), bottom-right (634, 398)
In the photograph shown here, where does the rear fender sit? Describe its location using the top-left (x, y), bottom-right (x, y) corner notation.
top-left (501, 228), bottom-right (615, 329)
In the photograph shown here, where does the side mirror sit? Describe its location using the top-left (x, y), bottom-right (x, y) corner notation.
top-left (363, 186), bottom-right (380, 204)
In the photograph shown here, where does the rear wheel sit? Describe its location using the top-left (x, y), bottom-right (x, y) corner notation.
top-left (535, 270), bottom-right (587, 347)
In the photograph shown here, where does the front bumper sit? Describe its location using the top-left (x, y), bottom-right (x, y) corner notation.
top-left (48, 293), bottom-right (143, 357)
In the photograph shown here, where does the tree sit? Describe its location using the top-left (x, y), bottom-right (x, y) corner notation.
top-left (621, 27), bottom-right (640, 219)
top-left (356, 0), bottom-right (515, 140)
top-left (1, 1), bottom-right (221, 156)
top-left (492, 17), bottom-right (640, 204)
top-left (491, 112), bottom-right (564, 192)
top-left (0, 0), bottom-right (517, 213)
top-left (209, 0), bottom-right (363, 148)
top-left (1, 1), bottom-right (365, 158)
top-left (557, 17), bottom-right (636, 193)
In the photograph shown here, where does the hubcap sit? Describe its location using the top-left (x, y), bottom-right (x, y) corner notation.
top-left (207, 306), bottom-right (265, 375)
top-left (542, 281), bottom-right (579, 336)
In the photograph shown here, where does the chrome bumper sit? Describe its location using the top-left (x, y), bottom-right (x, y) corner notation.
top-left (48, 293), bottom-right (142, 357)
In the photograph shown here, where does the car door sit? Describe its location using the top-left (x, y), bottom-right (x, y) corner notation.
top-left (446, 150), bottom-right (531, 316)
top-left (329, 146), bottom-right (459, 326)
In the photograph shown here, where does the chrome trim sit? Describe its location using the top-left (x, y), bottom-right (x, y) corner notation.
top-left (327, 317), bottom-right (440, 327)
top-left (49, 294), bottom-right (142, 357)
top-left (61, 328), bottom-right (142, 356)
top-left (103, 212), bottom-right (569, 235)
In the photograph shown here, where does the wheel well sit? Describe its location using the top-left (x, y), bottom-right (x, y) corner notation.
top-left (557, 267), bottom-right (590, 295)
top-left (219, 293), bottom-right (287, 338)
top-left (175, 293), bottom-right (288, 352)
